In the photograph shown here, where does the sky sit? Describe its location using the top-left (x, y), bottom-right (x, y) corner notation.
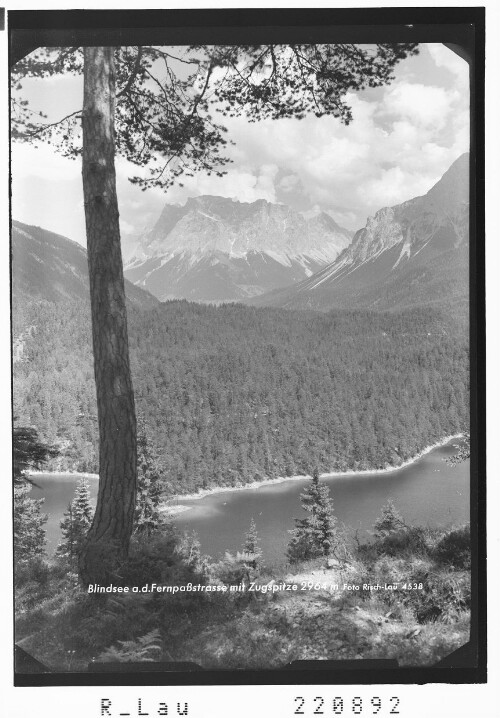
top-left (11, 43), bottom-right (469, 255)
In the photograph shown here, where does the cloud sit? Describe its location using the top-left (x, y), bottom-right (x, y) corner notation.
top-left (278, 174), bottom-right (301, 192)
top-left (203, 57), bottom-right (469, 228)
top-left (119, 219), bottom-right (136, 235)
top-left (426, 44), bottom-right (469, 86)
top-left (12, 43), bottom-right (470, 238)
top-left (158, 163), bottom-right (279, 205)
top-left (380, 82), bottom-right (459, 130)
top-left (12, 141), bottom-right (81, 183)
top-left (148, 82), bottom-right (467, 229)
top-left (360, 166), bottom-right (439, 209)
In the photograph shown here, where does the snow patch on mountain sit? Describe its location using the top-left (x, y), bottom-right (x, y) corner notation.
top-left (249, 153), bottom-right (470, 312)
top-left (124, 196), bottom-right (353, 303)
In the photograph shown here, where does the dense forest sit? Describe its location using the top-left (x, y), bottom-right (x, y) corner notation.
top-left (13, 298), bottom-right (469, 496)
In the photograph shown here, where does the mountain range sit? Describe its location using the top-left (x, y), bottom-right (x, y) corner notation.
top-left (12, 153), bottom-right (469, 316)
top-left (250, 153), bottom-right (469, 312)
top-left (124, 196), bottom-right (352, 302)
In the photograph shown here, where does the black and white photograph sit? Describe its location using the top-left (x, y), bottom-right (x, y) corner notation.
top-left (8, 8), bottom-right (485, 691)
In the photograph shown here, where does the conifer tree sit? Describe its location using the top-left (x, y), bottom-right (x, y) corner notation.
top-left (373, 498), bottom-right (406, 538)
top-left (13, 424), bottom-right (58, 485)
top-left (242, 517), bottom-right (262, 571)
top-left (178, 530), bottom-right (208, 576)
top-left (57, 478), bottom-right (94, 565)
top-left (134, 422), bottom-right (165, 536)
top-left (13, 424), bottom-right (56, 563)
top-left (14, 483), bottom-right (47, 563)
top-left (287, 468), bottom-right (337, 562)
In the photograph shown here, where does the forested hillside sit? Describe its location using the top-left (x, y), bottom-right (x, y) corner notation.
top-left (13, 299), bottom-right (468, 495)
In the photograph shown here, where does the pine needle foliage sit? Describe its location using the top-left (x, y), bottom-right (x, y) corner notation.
top-left (134, 421), bottom-right (165, 536)
top-left (373, 498), bottom-right (406, 538)
top-left (14, 483), bottom-right (47, 563)
top-left (13, 423), bottom-right (55, 563)
top-left (56, 478), bottom-right (94, 565)
top-left (13, 424), bottom-right (58, 487)
top-left (287, 468), bottom-right (337, 562)
top-left (12, 44), bottom-right (419, 191)
top-left (242, 517), bottom-right (262, 571)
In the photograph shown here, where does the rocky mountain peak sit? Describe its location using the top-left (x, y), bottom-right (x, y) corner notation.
top-left (125, 195), bottom-right (353, 303)
top-left (249, 154), bottom-right (469, 312)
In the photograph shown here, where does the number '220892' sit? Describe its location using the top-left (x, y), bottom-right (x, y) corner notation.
top-left (294, 696), bottom-right (400, 715)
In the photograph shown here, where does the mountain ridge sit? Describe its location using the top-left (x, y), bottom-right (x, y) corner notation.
top-left (249, 153), bottom-right (469, 312)
top-left (12, 220), bottom-right (159, 311)
top-left (124, 195), bottom-right (353, 302)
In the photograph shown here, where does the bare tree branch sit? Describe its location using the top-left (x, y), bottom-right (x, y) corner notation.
top-left (20, 109), bottom-right (82, 138)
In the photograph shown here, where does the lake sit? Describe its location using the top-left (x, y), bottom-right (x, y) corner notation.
top-left (31, 438), bottom-right (469, 563)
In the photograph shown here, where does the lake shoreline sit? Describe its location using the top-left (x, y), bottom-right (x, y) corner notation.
top-left (29, 433), bottom-right (464, 517)
top-left (28, 470), bottom-right (99, 479)
top-left (163, 433), bottom-right (464, 512)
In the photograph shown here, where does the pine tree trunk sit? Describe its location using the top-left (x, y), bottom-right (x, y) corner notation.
top-left (79, 47), bottom-right (137, 585)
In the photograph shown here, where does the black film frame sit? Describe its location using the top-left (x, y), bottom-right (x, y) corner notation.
top-left (8, 6), bottom-right (486, 689)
